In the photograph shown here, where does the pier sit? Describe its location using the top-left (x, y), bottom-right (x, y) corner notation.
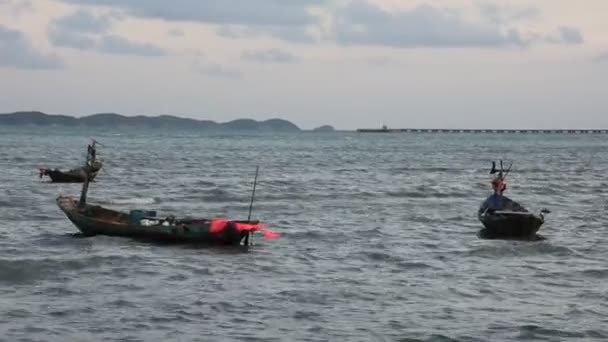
top-left (356, 128), bottom-right (608, 134)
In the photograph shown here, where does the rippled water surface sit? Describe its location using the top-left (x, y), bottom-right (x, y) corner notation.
top-left (1, 127), bottom-right (607, 341)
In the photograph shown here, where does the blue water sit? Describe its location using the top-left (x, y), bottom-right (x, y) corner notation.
top-left (0, 126), bottom-right (607, 341)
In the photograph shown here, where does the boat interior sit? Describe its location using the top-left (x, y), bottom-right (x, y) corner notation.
top-left (81, 205), bottom-right (131, 225)
top-left (60, 196), bottom-right (130, 224)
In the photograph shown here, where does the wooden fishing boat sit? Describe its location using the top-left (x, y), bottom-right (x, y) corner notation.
top-left (40, 161), bottom-right (102, 183)
top-left (56, 167), bottom-right (278, 246)
top-left (57, 196), bottom-right (262, 244)
top-left (40, 140), bottom-right (102, 183)
top-left (477, 160), bottom-right (549, 240)
top-left (478, 205), bottom-right (547, 239)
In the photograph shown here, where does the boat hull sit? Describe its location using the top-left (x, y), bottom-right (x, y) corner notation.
top-left (57, 196), bottom-right (247, 245)
top-left (43, 162), bottom-right (102, 183)
top-left (478, 211), bottom-right (544, 239)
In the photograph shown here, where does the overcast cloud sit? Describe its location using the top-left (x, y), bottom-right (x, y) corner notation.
top-left (0, 25), bottom-right (64, 69)
top-left (241, 49), bottom-right (299, 63)
top-left (47, 9), bottom-right (166, 56)
top-left (333, 2), bottom-right (525, 48)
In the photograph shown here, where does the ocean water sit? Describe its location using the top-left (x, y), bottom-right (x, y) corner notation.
top-left (0, 126), bottom-right (607, 341)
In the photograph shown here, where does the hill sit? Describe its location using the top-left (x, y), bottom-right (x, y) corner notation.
top-left (313, 125), bottom-right (335, 132)
top-left (0, 111), bottom-right (302, 131)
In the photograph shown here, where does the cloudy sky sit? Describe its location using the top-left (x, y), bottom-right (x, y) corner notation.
top-left (0, 0), bottom-right (607, 129)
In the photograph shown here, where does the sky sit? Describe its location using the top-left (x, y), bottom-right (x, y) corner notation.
top-left (0, 0), bottom-right (607, 130)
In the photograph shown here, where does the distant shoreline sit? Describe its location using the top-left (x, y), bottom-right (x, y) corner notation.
top-left (357, 128), bottom-right (608, 134)
top-left (0, 111), bottom-right (336, 132)
top-left (3, 112), bottom-right (604, 133)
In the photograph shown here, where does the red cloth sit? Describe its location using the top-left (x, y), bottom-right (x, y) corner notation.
top-left (208, 219), bottom-right (280, 239)
top-left (209, 219), bottom-right (229, 233)
top-left (262, 229), bottom-right (281, 240)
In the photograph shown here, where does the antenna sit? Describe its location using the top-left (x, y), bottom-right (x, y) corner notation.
top-left (503, 161), bottom-right (514, 179)
top-left (91, 138), bottom-right (105, 147)
top-left (247, 166), bottom-right (260, 222)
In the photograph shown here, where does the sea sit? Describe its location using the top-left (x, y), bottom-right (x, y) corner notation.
top-left (0, 126), bottom-right (607, 341)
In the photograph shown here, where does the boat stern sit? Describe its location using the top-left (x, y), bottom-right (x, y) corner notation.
top-left (478, 211), bottom-right (544, 239)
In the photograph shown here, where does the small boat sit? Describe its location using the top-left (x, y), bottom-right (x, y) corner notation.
top-left (477, 160), bottom-right (549, 240)
top-left (40, 161), bottom-right (102, 183)
top-left (40, 140), bottom-right (102, 183)
top-left (57, 166), bottom-right (278, 246)
top-left (478, 198), bottom-right (548, 239)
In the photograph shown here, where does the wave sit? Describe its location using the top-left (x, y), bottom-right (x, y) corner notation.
top-left (448, 241), bottom-right (577, 259)
top-left (0, 254), bottom-right (145, 285)
top-left (517, 324), bottom-right (587, 339)
top-left (579, 268), bottom-right (608, 279)
top-left (97, 197), bottom-right (160, 205)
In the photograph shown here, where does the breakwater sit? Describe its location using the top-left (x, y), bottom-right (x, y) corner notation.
top-left (356, 128), bottom-right (608, 134)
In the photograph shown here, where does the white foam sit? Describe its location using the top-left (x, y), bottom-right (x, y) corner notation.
top-left (110, 197), bottom-right (157, 205)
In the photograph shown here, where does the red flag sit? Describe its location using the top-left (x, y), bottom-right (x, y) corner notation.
top-left (209, 219), bottom-right (280, 240)
top-left (262, 229), bottom-right (281, 240)
top-left (234, 222), bottom-right (266, 232)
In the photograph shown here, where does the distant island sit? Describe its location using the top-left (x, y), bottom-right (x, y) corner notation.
top-left (0, 111), bottom-right (314, 132)
top-left (313, 125), bottom-right (335, 132)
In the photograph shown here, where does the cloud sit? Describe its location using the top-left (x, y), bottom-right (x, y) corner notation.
top-left (47, 0), bottom-right (585, 53)
top-left (241, 48), bottom-right (298, 63)
top-left (47, 10), bottom-right (166, 56)
top-left (48, 29), bottom-right (96, 49)
top-left (592, 52), bottom-right (608, 63)
top-left (58, 0), bottom-right (322, 26)
top-left (196, 62), bottom-right (241, 78)
top-left (217, 24), bottom-right (315, 43)
top-left (52, 9), bottom-right (115, 34)
top-left (47, 10), bottom-right (113, 49)
top-left (542, 26), bottom-right (584, 45)
top-left (0, 25), bottom-right (64, 69)
top-left (98, 35), bottom-right (167, 56)
top-left (0, 0), bottom-right (33, 16)
top-left (365, 56), bottom-right (397, 67)
top-left (477, 3), bottom-right (541, 24)
top-left (168, 28), bottom-right (184, 37)
top-left (332, 1), bottom-right (525, 48)
top-left (330, 1), bottom-right (585, 49)
top-left (57, 0), bottom-right (325, 42)
top-left (557, 26), bottom-right (584, 44)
